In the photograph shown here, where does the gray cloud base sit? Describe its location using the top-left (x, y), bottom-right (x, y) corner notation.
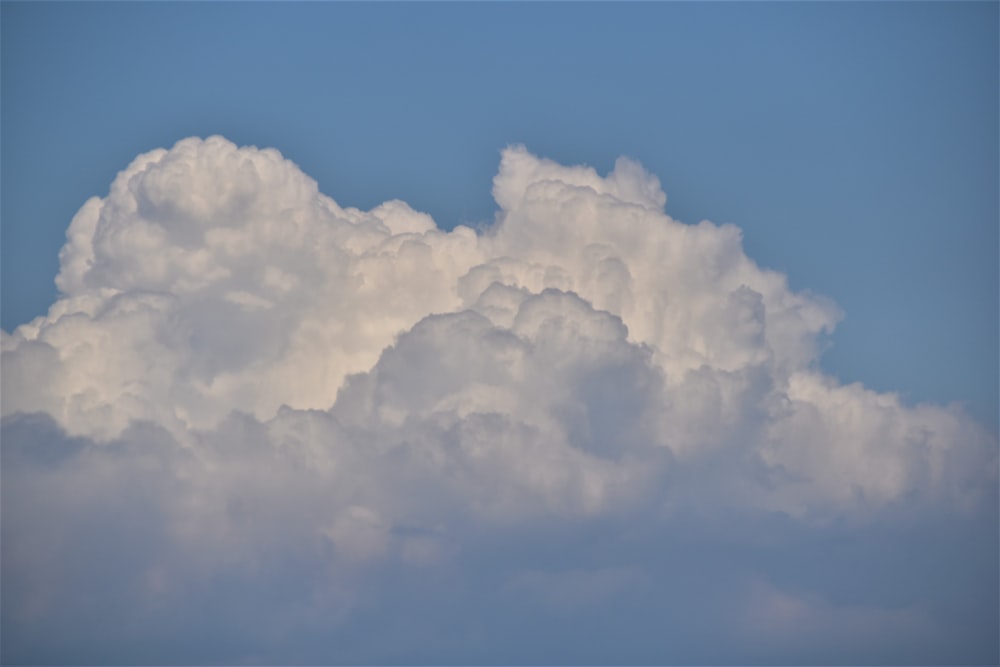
top-left (2, 137), bottom-right (996, 664)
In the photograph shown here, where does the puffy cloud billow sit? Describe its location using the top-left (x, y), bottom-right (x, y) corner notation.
top-left (2, 136), bottom-right (996, 664)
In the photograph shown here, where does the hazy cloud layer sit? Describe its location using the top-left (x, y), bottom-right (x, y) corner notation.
top-left (3, 137), bottom-right (996, 664)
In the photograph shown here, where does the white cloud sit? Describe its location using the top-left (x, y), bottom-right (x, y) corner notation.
top-left (2, 136), bottom-right (996, 663)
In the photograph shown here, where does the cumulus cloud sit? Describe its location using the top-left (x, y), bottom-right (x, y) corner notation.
top-left (2, 137), bottom-right (996, 663)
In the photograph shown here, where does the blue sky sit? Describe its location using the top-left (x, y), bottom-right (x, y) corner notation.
top-left (1, 3), bottom-right (997, 664)
top-left (3, 1), bottom-right (997, 426)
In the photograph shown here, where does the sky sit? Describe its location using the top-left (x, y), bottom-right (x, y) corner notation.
top-left (1, 2), bottom-right (997, 665)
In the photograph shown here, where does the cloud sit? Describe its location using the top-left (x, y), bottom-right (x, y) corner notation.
top-left (2, 136), bottom-right (996, 663)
